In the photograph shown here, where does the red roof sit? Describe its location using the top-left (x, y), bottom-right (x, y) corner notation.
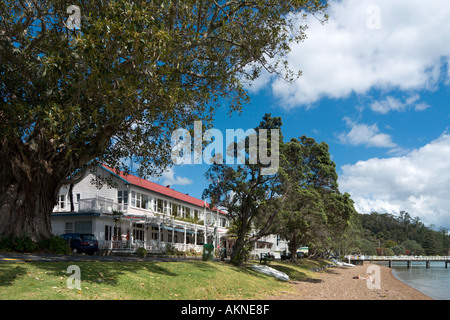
top-left (101, 165), bottom-right (225, 214)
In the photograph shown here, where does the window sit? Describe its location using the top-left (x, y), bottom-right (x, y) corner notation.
top-left (157, 199), bottom-right (163, 212)
top-left (75, 193), bottom-right (81, 203)
top-left (194, 209), bottom-right (199, 220)
top-left (185, 207), bottom-right (191, 219)
top-left (74, 221), bottom-right (92, 233)
top-left (142, 194), bottom-right (149, 209)
top-left (172, 203), bottom-right (178, 217)
top-left (135, 192), bottom-right (141, 208)
top-left (179, 205), bottom-right (185, 218)
top-left (130, 191), bottom-right (151, 210)
top-left (118, 190), bottom-right (128, 205)
top-left (131, 191), bottom-right (136, 207)
top-left (133, 229), bottom-right (144, 241)
top-left (65, 222), bottom-right (73, 233)
top-left (114, 226), bottom-right (122, 239)
top-left (105, 225), bottom-right (112, 241)
top-left (58, 194), bottom-right (66, 210)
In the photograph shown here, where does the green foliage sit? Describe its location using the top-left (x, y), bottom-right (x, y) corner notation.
top-left (0, 236), bottom-right (37, 253)
top-left (38, 236), bottom-right (71, 254)
top-left (0, 235), bottom-right (70, 254)
top-left (277, 135), bottom-right (357, 258)
top-left (164, 243), bottom-right (176, 255)
top-left (136, 247), bottom-right (147, 257)
top-left (203, 114), bottom-right (284, 265)
top-left (0, 0), bottom-right (329, 241)
top-left (358, 211), bottom-right (449, 256)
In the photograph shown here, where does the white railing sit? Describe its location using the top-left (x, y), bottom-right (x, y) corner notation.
top-left (79, 196), bottom-right (128, 214)
top-left (98, 240), bottom-right (203, 253)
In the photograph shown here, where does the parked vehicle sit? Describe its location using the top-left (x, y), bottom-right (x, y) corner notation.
top-left (60, 233), bottom-right (99, 255)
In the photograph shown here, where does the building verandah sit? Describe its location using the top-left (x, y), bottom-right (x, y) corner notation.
top-left (99, 213), bottom-right (230, 255)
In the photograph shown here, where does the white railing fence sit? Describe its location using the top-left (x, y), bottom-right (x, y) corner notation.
top-left (98, 240), bottom-right (203, 254)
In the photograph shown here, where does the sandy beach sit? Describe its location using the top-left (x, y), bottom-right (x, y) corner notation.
top-left (267, 262), bottom-right (432, 300)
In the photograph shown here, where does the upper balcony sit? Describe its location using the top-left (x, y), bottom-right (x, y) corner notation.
top-left (78, 195), bottom-right (128, 214)
top-left (54, 195), bottom-right (229, 234)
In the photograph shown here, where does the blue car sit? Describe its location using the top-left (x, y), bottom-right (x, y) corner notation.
top-left (61, 233), bottom-right (99, 255)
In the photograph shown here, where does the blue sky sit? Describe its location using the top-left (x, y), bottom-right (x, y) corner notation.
top-left (150, 0), bottom-right (450, 230)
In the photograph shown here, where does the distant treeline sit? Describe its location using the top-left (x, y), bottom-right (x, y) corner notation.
top-left (356, 211), bottom-right (450, 256)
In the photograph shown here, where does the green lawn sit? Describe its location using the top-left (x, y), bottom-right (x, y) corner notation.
top-left (0, 259), bottom-right (328, 300)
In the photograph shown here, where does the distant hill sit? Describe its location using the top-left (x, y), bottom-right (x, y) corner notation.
top-left (357, 211), bottom-right (449, 256)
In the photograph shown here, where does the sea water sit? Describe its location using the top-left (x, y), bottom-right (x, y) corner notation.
top-left (387, 261), bottom-right (450, 300)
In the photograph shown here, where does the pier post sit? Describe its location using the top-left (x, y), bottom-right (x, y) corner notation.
top-left (388, 260), bottom-right (392, 268)
top-left (407, 261), bottom-right (412, 269)
top-left (426, 261), bottom-right (430, 269)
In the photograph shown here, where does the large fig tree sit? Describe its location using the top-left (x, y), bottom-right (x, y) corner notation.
top-left (0, 0), bottom-right (328, 241)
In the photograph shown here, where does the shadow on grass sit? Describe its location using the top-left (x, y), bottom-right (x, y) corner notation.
top-left (30, 261), bottom-right (181, 286)
top-left (28, 260), bottom-right (222, 288)
top-left (268, 264), bottom-right (309, 281)
top-left (187, 260), bottom-right (219, 272)
top-left (0, 264), bottom-right (28, 287)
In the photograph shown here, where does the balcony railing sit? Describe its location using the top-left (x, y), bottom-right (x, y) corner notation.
top-left (78, 196), bottom-right (127, 214)
top-left (98, 240), bottom-right (204, 253)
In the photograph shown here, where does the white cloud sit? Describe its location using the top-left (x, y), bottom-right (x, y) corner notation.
top-left (257, 0), bottom-right (450, 108)
top-left (338, 117), bottom-right (397, 148)
top-left (339, 133), bottom-right (450, 228)
top-left (370, 94), bottom-right (430, 114)
top-left (150, 167), bottom-right (193, 187)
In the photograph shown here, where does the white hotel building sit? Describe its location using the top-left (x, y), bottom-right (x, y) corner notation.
top-left (51, 165), bottom-right (283, 256)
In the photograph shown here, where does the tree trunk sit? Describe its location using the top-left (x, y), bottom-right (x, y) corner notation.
top-left (230, 225), bottom-right (253, 266)
top-left (288, 236), bottom-right (299, 263)
top-left (231, 236), bottom-right (247, 266)
top-left (0, 177), bottom-right (60, 242)
top-left (0, 139), bottom-right (67, 243)
top-left (69, 183), bottom-right (75, 212)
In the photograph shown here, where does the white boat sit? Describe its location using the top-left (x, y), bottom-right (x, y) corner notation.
top-left (251, 265), bottom-right (290, 281)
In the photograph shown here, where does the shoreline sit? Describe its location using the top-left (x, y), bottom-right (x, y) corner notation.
top-left (267, 261), bottom-right (432, 300)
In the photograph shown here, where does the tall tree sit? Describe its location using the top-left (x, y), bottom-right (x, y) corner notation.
top-left (0, 0), bottom-right (328, 241)
top-left (203, 114), bottom-right (283, 266)
top-left (277, 136), bottom-right (355, 261)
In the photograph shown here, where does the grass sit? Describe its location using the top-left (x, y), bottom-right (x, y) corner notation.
top-left (0, 258), bottom-right (329, 300)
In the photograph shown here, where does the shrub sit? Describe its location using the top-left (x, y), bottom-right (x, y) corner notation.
top-left (164, 243), bottom-right (176, 255)
top-left (136, 247), bottom-right (147, 257)
top-left (0, 236), bottom-right (37, 253)
top-left (188, 248), bottom-right (198, 256)
top-left (38, 236), bottom-right (70, 254)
